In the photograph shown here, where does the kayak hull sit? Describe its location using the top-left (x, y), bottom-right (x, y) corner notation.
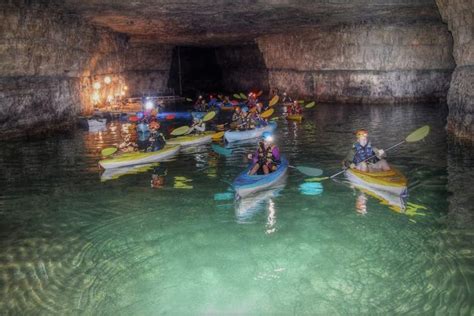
top-left (233, 157), bottom-right (288, 198)
top-left (157, 112), bottom-right (192, 120)
top-left (99, 144), bottom-right (181, 169)
top-left (224, 121), bottom-right (277, 143)
top-left (167, 133), bottom-right (213, 147)
top-left (286, 114), bottom-right (303, 121)
top-left (345, 167), bottom-right (407, 196)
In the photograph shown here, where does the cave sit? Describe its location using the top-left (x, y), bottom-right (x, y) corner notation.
top-left (1, 0), bottom-right (473, 314)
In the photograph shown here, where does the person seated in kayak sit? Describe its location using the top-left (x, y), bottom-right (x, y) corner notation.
top-left (147, 121), bottom-right (166, 152)
top-left (238, 107), bottom-right (255, 130)
top-left (247, 92), bottom-right (257, 108)
top-left (248, 132), bottom-right (281, 175)
top-left (282, 92), bottom-right (293, 103)
top-left (118, 134), bottom-right (138, 153)
top-left (187, 117), bottom-right (206, 134)
top-left (343, 129), bottom-right (390, 172)
top-left (287, 101), bottom-right (302, 115)
top-left (194, 95), bottom-right (203, 110)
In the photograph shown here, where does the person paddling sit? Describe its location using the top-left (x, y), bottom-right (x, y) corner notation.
top-left (247, 132), bottom-right (281, 175)
top-left (147, 120), bottom-right (166, 152)
top-left (187, 117), bottom-right (206, 134)
top-left (343, 129), bottom-right (390, 172)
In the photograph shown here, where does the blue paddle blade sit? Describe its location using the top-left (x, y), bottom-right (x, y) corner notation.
top-left (211, 144), bottom-right (233, 157)
top-left (214, 192), bottom-right (234, 201)
top-left (299, 182), bottom-right (324, 196)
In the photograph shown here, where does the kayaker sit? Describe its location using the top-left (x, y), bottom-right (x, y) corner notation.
top-left (238, 107), bottom-right (255, 130)
top-left (248, 132), bottom-right (281, 175)
top-left (118, 134), bottom-right (138, 153)
top-left (343, 129), bottom-right (390, 172)
top-left (147, 121), bottom-right (166, 152)
top-left (194, 95), bottom-right (203, 109)
top-left (288, 101), bottom-right (302, 115)
top-left (187, 117), bottom-right (206, 134)
top-left (247, 92), bottom-right (257, 108)
top-left (282, 92), bottom-right (293, 103)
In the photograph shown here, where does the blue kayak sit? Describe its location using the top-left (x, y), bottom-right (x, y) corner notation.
top-left (233, 157), bottom-right (288, 198)
top-left (156, 112), bottom-right (192, 120)
top-left (224, 121), bottom-right (277, 143)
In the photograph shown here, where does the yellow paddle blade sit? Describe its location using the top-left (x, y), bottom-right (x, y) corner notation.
top-left (239, 92), bottom-right (247, 99)
top-left (170, 126), bottom-right (190, 136)
top-left (185, 98), bottom-right (193, 102)
top-left (405, 125), bottom-right (430, 142)
top-left (269, 95), bottom-right (279, 107)
top-left (211, 131), bottom-right (225, 140)
top-left (203, 111), bottom-right (216, 122)
top-left (298, 100), bottom-right (304, 104)
top-left (101, 147), bottom-right (117, 156)
top-left (233, 93), bottom-right (241, 99)
top-left (305, 101), bottom-right (316, 109)
top-left (305, 176), bottom-right (329, 182)
top-left (261, 108), bottom-right (274, 119)
top-left (256, 90), bottom-right (263, 97)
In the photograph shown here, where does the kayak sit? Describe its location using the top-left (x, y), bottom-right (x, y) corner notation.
top-left (101, 163), bottom-right (158, 182)
top-left (224, 121), bottom-right (277, 143)
top-left (167, 133), bottom-right (213, 147)
top-left (345, 167), bottom-right (408, 196)
top-left (233, 157), bottom-right (288, 198)
top-left (157, 112), bottom-right (192, 120)
top-left (286, 114), bottom-right (303, 121)
top-left (99, 144), bottom-right (181, 169)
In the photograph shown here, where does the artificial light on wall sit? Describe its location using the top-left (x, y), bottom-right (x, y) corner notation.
top-left (93, 82), bottom-right (101, 90)
top-left (107, 95), bottom-right (113, 102)
top-left (123, 86), bottom-right (128, 91)
top-left (92, 92), bottom-right (100, 103)
top-left (104, 76), bottom-right (112, 84)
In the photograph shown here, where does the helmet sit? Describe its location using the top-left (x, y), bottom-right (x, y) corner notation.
top-left (262, 131), bottom-right (273, 142)
top-left (355, 129), bottom-right (369, 138)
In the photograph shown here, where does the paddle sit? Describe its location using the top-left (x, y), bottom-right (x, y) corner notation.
top-left (289, 165), bottom-right (323, 177)
top-left (269, 95), bottom-right (279, 107)
top-left (305, 101), bottom-right (316, 109)
top-left (211, 131), bottom-right (225, 140)
top-left (298, 100), bottom-right (305, 104)
top-left (261, 108), bottom-right (274, 119)
top-left (233, 93), bottom-right (241, 100)
top-left (256, 90), bottom-right (263, 97)
top-left (239, 92), bottom-right (247, 99)
top-left (211, 144), bottom-right (233, 157)
top-left (170, 126), bottom-right (190, 136)
top-left (101, 147), bottom-right (117, 157)
top-left (202, 111), bottom-right (216, 122)
top-left (306, 125), bottom-right (431, 182)
top-left (185, 97), bottom-right (193, 102)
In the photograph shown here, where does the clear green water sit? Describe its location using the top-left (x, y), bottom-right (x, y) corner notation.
top-left (1, 104), bottom-right (473, 315)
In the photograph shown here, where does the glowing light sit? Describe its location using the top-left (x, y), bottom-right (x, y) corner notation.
top-left (104, 76), bottom-right (112, 84)
top-left (107, 95), bottom-right (113, 102)
top-left (93, 82), bottom-right (101, 90)
top-left (264, 136), bottom-right (274, 142)
top-left (145, 100), bottom-right (154, 110)
top-left (123, 86), bottom-right (128, 91)
top-left (121, 91), bottom-right (126, 96)
top-left (92, 92), bottom-right (100, 103)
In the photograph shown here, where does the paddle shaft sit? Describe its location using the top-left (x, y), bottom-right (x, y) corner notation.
top-left (329, 140), bottom-right (406, 179)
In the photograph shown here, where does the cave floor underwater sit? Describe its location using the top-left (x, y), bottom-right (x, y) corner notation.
top-left (0, 103), bottom-right (473, 314)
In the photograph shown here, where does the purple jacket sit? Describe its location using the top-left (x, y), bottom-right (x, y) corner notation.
top-left (252, 145), bottom-right (280, 163)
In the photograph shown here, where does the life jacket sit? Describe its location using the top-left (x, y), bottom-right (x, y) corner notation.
top-left (257, 142), bottom-right (279, 164)
top-left (353, 142), bottom-right (377, 164)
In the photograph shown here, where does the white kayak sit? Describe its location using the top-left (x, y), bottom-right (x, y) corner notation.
top-left (224, 121), bottom-right (277, 143)
top-left (99, 144), bottom-right (180, 169)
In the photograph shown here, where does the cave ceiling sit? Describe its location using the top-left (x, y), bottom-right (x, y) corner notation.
top-left (57, 0), bottom-right (442, 45)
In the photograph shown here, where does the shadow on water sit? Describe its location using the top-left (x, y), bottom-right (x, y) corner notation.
top-left (0, 103), bottom-right (473, 314)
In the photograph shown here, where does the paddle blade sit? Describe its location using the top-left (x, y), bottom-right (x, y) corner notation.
top-left (261, 108), bottom-right (274, 119)
top-left (214, 192), bottom-right (234, 201)
top-left (101, 147), bottom-right (117, 156)
top-left (233, 93), bottom-right (241, 99)
top-left (239, 92), bottom-right (247, 99)
top-left (170, 126), bottom-right (190, 136)
top-left (295, 166), bottom-right (323, 177)
top-left (298, 100), bottom-right (305, 104)
top-left (185, 98), bottom-right (193, 102)
top-left (211, 144), bottom-right (233, 156)
top-left (269, 95), bottom-right (279, 107)
top-left (305, 101), bottom-right (316, 109)
top-left (211, 131), bottom-right (225, 140)
top-left (405, 125), bottom-right (430, 142)
top-left (256, 90), bottom-right (263, 97)
top-left (203, 111), bottom-right (216, 122)
top-left (305, 176), bottom-right (330, 182)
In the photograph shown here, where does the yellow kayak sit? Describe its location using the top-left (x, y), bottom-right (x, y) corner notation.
top-left (286, 114), bottom-right (303, 121)
top-left (99, 144), bottom-right (181, 169)
top-left (167, 132), bottom-right (213, 147)
top-left (345, 167), bottom-right (407, 195)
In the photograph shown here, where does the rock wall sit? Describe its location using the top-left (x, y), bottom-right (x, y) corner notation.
top-left (215, 44), bottom-right (269, 94)
top-left (257, 22), bottom-right (455, 104)
top-left (0, 2), bottom-right (173, 140)
top-left (436, 0), bottom-right (474, 141)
